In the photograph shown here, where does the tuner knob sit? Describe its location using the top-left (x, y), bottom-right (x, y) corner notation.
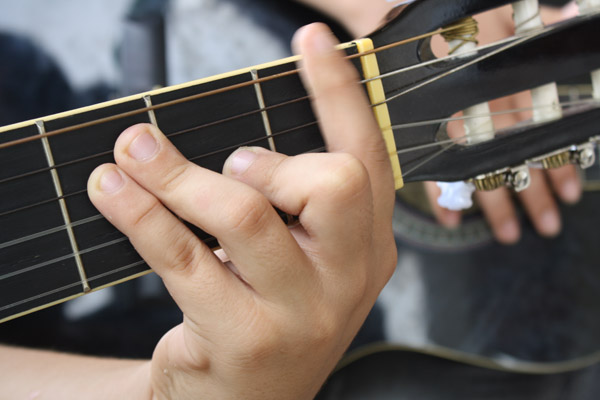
top-left (531, 142), bottom-right (597, 171)
top-left (509, 166), bottom-right (532, 192)
top-left (471, 165), bottom-right (531, 192)
top-left (575, 142), bottom-right (596, 169)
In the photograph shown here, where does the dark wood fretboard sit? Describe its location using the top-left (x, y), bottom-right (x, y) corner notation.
top-left (0, 43), bottom-right (369, 323)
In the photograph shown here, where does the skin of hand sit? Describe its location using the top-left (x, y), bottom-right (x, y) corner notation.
top-left (424, 3), bottom-right (582, 244)
top-left (86, 23), bottom-right (397, 400)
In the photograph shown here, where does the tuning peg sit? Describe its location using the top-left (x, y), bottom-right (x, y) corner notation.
top-left (434, 17), bottom-right (496, 211)
top-left (529, 141), bottom-right (598, 171)
top-left (573, 142), bottom-right (597, 169)
top-left (513, 0), bottom-right (563, 123)
top-left (440, 17), bottom-right (495, 144)
top-left (471, 165), bottom-right (532, 193)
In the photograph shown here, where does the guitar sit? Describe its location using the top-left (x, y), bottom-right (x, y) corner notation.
top-left (1, 0), bottom-right (599, 371)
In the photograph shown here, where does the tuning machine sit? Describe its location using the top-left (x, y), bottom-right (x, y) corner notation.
top-left (530, 140), bottom-right (598, 171)
top-left (470, 165), bottom-right (531, 192)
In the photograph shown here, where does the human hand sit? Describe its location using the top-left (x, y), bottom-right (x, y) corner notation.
top-left (87, 23), bottom-right (396, 400)
top-left (425, 3), bottom-right (582, 244)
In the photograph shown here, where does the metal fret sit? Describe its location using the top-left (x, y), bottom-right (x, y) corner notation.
top-left (36, 120), bottom-right (91, 293)
top-left (251, 69), bottom-right (277, 151)
top-left (143, 95), bottom-right (159, 127)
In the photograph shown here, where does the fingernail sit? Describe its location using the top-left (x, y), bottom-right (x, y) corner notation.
top-left (539, 210), bottom-right (561, 236)
top-left (498, 220), bottom-right (520, 244)
top-left (227, 149), bottom-right (257, 175)
top-left (99, 169), bottom-right (124, 193)
top-left (561, 179), bottom-right (581, 204)
top-left (128, 131), bottom-right (158, 161)
top-left (314, 27), bottom-right (338, 54)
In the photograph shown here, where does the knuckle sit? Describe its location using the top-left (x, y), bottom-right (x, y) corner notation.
top-left (131, 197), bottom-right (163, 229)
top-left (156, 161), bottom-right (190, 193)
top-left (222, 192), bottom-right (272, 236)
top-left (166, 231), bottom-right (202, 275)
top-left (317, 155), bottom-right (370, 200)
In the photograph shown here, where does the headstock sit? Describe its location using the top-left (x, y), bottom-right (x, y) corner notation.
top-left (369, 0), bottom-right (600, 188)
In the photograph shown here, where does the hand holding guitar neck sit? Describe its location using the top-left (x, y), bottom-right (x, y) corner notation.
top-left (85, 24), bottom-right (396, 400)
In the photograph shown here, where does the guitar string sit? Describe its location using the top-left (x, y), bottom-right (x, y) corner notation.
top-left (0, 12), bottom-right (571, 154)
top-left (0, 123), bottom-right (503, 255)
top-left (0, 22), bottom-right (559, 189)
top-left (0, 23), bottom-right (584, 220)
top-left (0, 107), bottom-right (597, 311)
top-left (0, 114), bottom-right (579, 286)
top-left (0, 115), bottom-right (543, 251)
top-left (0, 124), bottom-right (580, 315)
top-left (1, 94), bottom-right (594, 191)
top-left (0, 21), bottom-right (596, 307)
top-left (0, 259), bottom-right (147, 314)
top-left (1, 97), bottom-right (596, 222)
top-left (0, 22), bottom-right (472, 152)
top-left (0, 29), bottom-right (522, 186)
top-left (0, 134), bottom-right (494, 314)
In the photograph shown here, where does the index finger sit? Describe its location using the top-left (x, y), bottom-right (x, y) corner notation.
top-left (293, 24), bottom-right (396, 219)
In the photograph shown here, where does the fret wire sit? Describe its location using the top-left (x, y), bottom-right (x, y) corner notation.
top-left (0, 21), bottom-right (483, 152)
top-left (36, 120), bottom-right (91, 293)
top-left (251, 69), bottom-right (277, 152)
top-left (143, 95), bottom-right (159, 127)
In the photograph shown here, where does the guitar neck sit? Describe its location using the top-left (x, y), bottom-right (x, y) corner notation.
top-left (0, 39), bottom-right (400, 323)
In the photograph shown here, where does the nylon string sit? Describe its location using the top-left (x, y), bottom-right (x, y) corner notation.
top-left (1, 16), bottom-right (598, 313)
top-left (0, 99), bottom-right (596, 288)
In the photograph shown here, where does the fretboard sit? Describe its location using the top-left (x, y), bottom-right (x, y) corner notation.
top-left (0, 39), bottom-right (398, 323)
